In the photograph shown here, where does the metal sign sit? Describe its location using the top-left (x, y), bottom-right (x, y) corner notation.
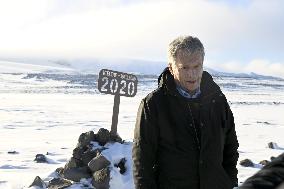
top-left (98, 69), bottom-right (138, 136)
top-left (98, 69), bottom-right (138, 97)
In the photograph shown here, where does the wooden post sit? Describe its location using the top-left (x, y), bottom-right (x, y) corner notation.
top-left (111, 94), bottom-right (120, 136)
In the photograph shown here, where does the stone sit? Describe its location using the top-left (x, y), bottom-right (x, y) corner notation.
top-left (72, 146), bottom-right (86, 161)
top-left (55, 167), bottom-right (64, 175)
top-left (92, 168), bottom-right (110, 189)
top-left (78, 131), bottom-right (96, 147)
top-left (82, 148), bottom-right (98, 166)
top-left (29, 176), bottom-right (46, 188)
top-left (110, 133), bottom-right (123, 143)
top-left (7, 151), bottom-right (19, 154)
top-left (64, 157), bottom-right (78, 170)
top-left (96, 128), bottom-right (111, 146)
top-left (114, 158), bottom-right (126, 174)
top-left (48, 178), bottom-right (72, 189)
top-left (88, 154), bottom-right (111, 173)
top-left (62, 166), bottom-right (92, 182)
top-left (34, 154), bottom-right (48, 163)
top-left (239, 159), bottom-right (254, 167)
top-left (73, 146), bottom-right (86, 157)
top-left (268, 142), bottom-right (278, 149)
top-left (259, 160), bottom-right (270, 166)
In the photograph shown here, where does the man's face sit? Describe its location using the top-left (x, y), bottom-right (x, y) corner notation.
top-left (169, 50), bottom-right (203, 93)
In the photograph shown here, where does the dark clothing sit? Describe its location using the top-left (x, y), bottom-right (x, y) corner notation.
top-left (187, 98), bottom-right (202, 145)
top-left (132, 68), bottom-right (239, 189)
top-left (240, 153), bottom-right (284, 189)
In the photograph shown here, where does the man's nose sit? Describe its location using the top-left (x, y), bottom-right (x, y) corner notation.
top-left (187, 70), bottom-right (197, 78)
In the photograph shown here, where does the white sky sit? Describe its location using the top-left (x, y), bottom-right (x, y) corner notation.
top-left (0, 0), bottom-right (284, 77)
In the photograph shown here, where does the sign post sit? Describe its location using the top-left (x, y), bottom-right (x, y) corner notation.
top-left (98, 69), bottom-right (138, 136)
top-left (111, 94), bottom-right (120, 136)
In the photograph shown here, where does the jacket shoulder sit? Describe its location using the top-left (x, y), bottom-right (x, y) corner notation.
top-left (143, 87), bottom-right (165, 104)
top-left (215, 92), bottom-right (229, 103)
top-left (140, 87), bottom-right (166, 117)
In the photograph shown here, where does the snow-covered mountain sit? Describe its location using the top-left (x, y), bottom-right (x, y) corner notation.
top-left (204, 67), bottom-right (284, 81)
top-left (0, 60), bottom-right (74, 74)
top-left (0, 59), bottom-right (283, 80)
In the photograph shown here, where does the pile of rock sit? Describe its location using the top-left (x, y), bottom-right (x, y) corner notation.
top-left (30, 128), bottom-right (126, 189)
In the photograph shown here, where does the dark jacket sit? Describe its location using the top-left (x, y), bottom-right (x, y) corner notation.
top-left (239, 153), bottom-right (284, 189)
top-left (132, 68), bottom-right (239, 189)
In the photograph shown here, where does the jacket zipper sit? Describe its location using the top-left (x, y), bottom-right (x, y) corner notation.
top-left (187, 103), bottom-right (201, 150)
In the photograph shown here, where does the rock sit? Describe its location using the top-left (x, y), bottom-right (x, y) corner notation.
top-left (92, 168), bottom-right (110, 189)
top-left (34, 154), bottom-right (48, 163)
top-left (64, 157), bottom-right (78, 170)
top-left (82, 148), bottom-right (98, 166)
top-left (29, 176), bottom-right (46, 188)
top-left (62, 166), bottom-right (92, 182)
top-left (268, 142), bottom-right (278, 149)
top-left (259, 160), bottom-right (270, 166)
top-left (55, 167), bottom-right (64, 175)
top-left (239, 159), bottom-right (254, 167)
top-left (72, 146), bottom-right (86, 162)
top-left (73, 147), bottom-right (86, 167)
top-left (48, 178), bottom-right (72, 189)
top-left (96, 128), bottom-right (111, 146)
top-left (7, 151), bottom-right (19, 154)
top-left (114, 158), bottom-right (127, 174)
top-left (110, 133), bottom-right (123, 143)
top-left (88, 154), bottom-right (111, 173)
top-left (78, 131), bottom-right (96, 147)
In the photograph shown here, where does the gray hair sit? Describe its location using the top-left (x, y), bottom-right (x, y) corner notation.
top-left (167, 36), bottom-right (205, 65)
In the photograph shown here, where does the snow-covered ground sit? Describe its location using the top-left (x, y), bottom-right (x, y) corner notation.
top-left (0, 62), bottom-right (284, 188)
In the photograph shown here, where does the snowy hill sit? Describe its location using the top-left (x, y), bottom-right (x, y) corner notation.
top-left (204, 67), bottom-right (284, 81)
top-left (0, 60), bottom-right (75, 74)
top-left (0, 59), bottom-right (283, 80)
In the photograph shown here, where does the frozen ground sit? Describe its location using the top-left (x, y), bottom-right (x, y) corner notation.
top-left (0, 62), bottom-right (284, 188)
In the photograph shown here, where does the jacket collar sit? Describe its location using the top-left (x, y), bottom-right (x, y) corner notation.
top-left (158, 67), bottom-right (221, 101)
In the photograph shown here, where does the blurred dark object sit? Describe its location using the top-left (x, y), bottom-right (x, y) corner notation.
top-left (239, 153), bottom-right (284, 189)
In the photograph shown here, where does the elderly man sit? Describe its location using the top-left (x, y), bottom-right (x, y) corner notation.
top-left (132, 36), bottom-right (239, 189)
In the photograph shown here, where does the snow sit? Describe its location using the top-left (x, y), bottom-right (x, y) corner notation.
top-left (0, 61), bottom-right (284, 188)
top-left (102, 142), bottom-right (134, 189)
